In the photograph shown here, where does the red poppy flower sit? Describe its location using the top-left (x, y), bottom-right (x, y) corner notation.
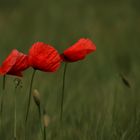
top-left (0, 49), bottom-right (29, 76)
top-left (28, 42), bottom-right (61, 72)
top-left (61, 38), bottom-right (96, 62)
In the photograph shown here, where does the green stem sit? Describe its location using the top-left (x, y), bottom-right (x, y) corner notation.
top-left (1, 75), bottom-right (6, 113)
top-left (60, 63), bottom-right (67, 121)
top-left (38, 105), bottom-right (43, 136)
top-left (0, 75), bottom-right (6, 133)
top-left (44, 126), bottom-right (46, 140)
top-left (14, 87), bottom-right (17, 140)
top-left (25, 69), bottom-right (36, 123)
top-left (3, 75), bottom-right (6, 90)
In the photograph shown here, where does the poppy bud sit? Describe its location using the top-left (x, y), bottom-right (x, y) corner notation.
top-left (32, 89), bottom-right (41, 106)
top-left (120, 73), bottom-right (131, 88)
top-left (43, 110), bottom-right (50, 128)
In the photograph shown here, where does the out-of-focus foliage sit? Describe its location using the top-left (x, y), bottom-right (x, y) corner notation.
top-left (0, 0), bottom-right (140, 139)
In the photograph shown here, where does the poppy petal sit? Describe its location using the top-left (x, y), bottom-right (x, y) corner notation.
top-left (0, 49), bottom-right (19, 75)
top-left (62, 38), bottom-right (96, 62)
top-left (8, 53), bottom-right (29, 76)
top-left (0, 49), bottom-right (29, 77)
top-left (28, 42), bottom-right (61, 72)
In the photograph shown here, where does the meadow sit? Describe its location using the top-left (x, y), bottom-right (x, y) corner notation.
top-left (0, 0), bottom-right (140, 139)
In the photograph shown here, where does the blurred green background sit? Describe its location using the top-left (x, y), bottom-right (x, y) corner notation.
top-left (0, 0), bottom-right (140, 139)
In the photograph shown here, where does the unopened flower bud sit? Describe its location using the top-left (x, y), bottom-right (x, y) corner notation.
top-left (120, 73), bottom-right (131, 88)
top-left (32, 89), bottom-right (41, 106)
top-left (43, 110), bottom-right (50, 128)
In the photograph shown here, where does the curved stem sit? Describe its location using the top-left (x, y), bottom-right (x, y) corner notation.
top-left (60, 63), bottom-right (67, 121)
top-left (25, 69), bottom-right (36, 123)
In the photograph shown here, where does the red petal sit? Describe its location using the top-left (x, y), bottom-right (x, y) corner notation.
top-left (0, 49), bottom-right (29, 77)
top-left (28, 42), bottom-right (61, 72)
top-left (0, 49), bottom-right (19, 75)
top-left (8, 53), bottom-right (29, 76)
top-left (63, 38), bottom-right (96, 62)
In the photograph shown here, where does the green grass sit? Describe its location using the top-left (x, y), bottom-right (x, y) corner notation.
top-left (0, 0), bottom-right (140, 139)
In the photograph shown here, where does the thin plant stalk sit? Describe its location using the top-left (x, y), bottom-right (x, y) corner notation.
top-left (25, 69), bottom-right (36, 123)
top-left (3, 75), bottom-right (6, 90)
top-left (32, 89), bottom-right (43, 137)
top-left (33, 102), bottom-right (44, 138)
top-left (44, 126), bottom-right (46, 140)
top-left (0, 75), bottom-right (6, 133)
top-left (0, 75), bottom-right (6, 114)
top-left (60, 63), bottom-right (67, 121)
top-left (14, 87), bottom-right (17, 140)
top-left (13, 78), bottom-right (22, 140)
top-left (37, 105), bottom-right (43, 136)
top-left (43, 110), bottom-right (50, 140)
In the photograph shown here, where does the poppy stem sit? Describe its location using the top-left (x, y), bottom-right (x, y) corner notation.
top-left (37, 105), bottom-right (44, 137)
top-left (25, 69), bottom-right (36, 123)
top-left (0, 75), bottom-right (6, 134)
top-left (3, 75), bottom-right (6, 90)
top-left (44, 126), bottom-right (46, 140)
top-left (60, 63), bottom-right (67, 121)
top-left (1, 75), bottom-right (6, 113)
top-left (14, 87), bottom-right (17, 140)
